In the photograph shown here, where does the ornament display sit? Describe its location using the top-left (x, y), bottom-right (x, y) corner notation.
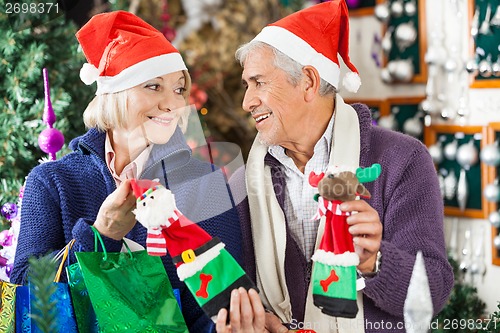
top-left (479, 3), bottom-right (493, 36)
top-left (1, 202), bottom-right (18, 220)
top-left (483, 179), bottom-right (500, 202)
top-left (494, 235), bottom-right (500, 250)
top-left (480, 140), bottom-right (500, 166)
top-left (459, 229), bottom-right (471, 274)
top-left (443, 139), bottom-right (458, 161)
top-left (491, 4), bottom-right (500, 26)
top-left (377, 113), bottom-right (398, 131)
top-left (390, 0), bottom-right (404, 18)
top-left (394, 21), bottom-right (417, 51)
top-left (488, 210), bottom-right (500, 229)
top-left (456, 168), bottom-right (468, 211)
top-left (456, 139), bottom-right (479, 169)
top-left (402, 113), bottom-right (423, 138)
top-left (374, 2), bottom-right (390, 23)
top-left (443, 170), bottom-right (457, 201)
top-left (404, 0), bottom-right (416, 17)
top-left (428, 141), bottom-right (444, 165)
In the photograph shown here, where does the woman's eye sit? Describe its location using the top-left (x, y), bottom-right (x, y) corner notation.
top-left (146, 84), bottom-right (160, 91)
top-left (174, 87), bottom-right (186, 95)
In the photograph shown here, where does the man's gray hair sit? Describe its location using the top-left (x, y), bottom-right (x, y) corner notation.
top-left (235, 41), bottom-right (337, 97)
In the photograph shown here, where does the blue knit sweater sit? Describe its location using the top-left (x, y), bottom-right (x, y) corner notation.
top-left (12, 126), bottom-right (243, 333)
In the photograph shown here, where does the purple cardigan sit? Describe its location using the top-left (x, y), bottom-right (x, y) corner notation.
top-left (235, 103), bottom-right (453, 332)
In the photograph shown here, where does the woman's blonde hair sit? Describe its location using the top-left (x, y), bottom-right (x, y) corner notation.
top-left (83, 70), bottom-right (192, 132)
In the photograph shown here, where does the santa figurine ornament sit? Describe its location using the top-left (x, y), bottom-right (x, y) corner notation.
top-left (308, 163), bottom-right (381, 318)
top-left (130, 179), bottom-right (256, 319)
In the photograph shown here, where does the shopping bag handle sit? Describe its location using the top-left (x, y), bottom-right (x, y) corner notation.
top-left (54, 239), bottom-right (75, 283)
top-left (90, 226), bottom-right (133, 261)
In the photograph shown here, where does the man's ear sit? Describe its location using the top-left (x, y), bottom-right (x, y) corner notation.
top-left (302, 65), bottom-right (321, 102)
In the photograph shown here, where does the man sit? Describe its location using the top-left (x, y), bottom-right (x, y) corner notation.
top-left (217, 1), bottom-right (453, 332)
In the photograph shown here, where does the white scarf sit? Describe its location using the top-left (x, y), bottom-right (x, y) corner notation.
top-left (246, 95), bottom-right (365, 333)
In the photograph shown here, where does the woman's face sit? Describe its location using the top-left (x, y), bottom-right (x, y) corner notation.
top-left (124, 71), bottom-right (188, 145)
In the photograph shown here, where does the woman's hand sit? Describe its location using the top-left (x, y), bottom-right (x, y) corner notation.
top-left (216, 288), bottom-right (266, 333)
top-left (93, 179), bottom-right (137, 240)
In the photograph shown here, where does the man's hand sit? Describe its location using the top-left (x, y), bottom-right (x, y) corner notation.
top-left (340, 199), bottom-right (382, 273)
top-left (216, 288), bottom-right (266, 332)
top-left (93, 179), bottom-right (137, 240)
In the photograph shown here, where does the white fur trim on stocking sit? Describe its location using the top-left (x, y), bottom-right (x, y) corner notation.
top-left (177, 242), bottom-right (225, 281)
top-left (311, 250), bottom-right (359, 266)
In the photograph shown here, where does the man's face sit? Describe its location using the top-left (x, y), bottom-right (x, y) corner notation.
top-left (241, 47), bottom-right (304, 147)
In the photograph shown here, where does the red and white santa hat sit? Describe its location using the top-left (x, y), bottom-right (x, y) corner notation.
top-left (76, 11), bottom-right (187, 95)
top-left (251, 0), bottom-right (360, 93)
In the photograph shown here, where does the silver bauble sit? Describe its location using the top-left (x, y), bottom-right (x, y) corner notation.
top-left (381, 67), bottom-right (394, 83)
top-left (428, 142), bottom-right (443, 164)
top-left (374, 2), bottom-right (390, 23)
top-left (488, 211), bottom-right (500, 228)
top-left (403, 116), bottom-right (422, 137)
top-left (492, 60), bottom-right (500, 77)
top-left (392, 59), bottom-right (414, 82)
top-left (494, 235), bottom-right (500, 250)
top-left (395, 22), bottom-right (417, 50)
top-left (456, 140), bottom-right (479, 168)
top-left (478, 59), bottom-right (492, 78)
top-left (390, 0), bottom-right (404, 17)
top-left (484, 181), bottom-right (500, 202)
top-left (404, 0), bottom-right (417, 16)
top-left (465, 59), bottom-right (479, 76)
top-left (381, 28), bottom-right (393, 55)
top-left (378, 114), bottom-right (398, 131)
top-left (443, 140), bottom-right (458, 160)
top-left (480, 141), bottom-right (500, 166)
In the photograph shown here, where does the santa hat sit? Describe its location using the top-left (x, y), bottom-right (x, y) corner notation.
top-left (130, 179), bottom-right (162, 201)
top-left (76, 11), bottom-right (187, 95)
top-left (251, 0), bottom-right (360, 93)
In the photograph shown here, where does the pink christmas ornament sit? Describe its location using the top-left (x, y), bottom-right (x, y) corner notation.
top-left (346, 0), bottom-right (361, 8)
top-left (1, 202), bottom-right (18, 220)
top-left (0, 255), bottom-right (7, 267)
top-left (38, 128), bottom-right (65, 155)
top-left (0, 230), bottom-right (13, 247)
top-left (39, 68), bottom-right (65, 160)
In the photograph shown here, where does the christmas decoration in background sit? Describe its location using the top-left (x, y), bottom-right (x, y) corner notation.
top-left (0, 0), bottom-right (94, 205)
top-left (131, 179), bottom-right (256, 318)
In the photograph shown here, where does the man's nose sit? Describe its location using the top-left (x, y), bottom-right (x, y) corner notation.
top-left (242, 88), bottom-right (259, 113)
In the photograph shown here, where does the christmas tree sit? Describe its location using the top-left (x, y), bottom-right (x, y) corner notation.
top-left (0, 0), bottom-right (94, 206)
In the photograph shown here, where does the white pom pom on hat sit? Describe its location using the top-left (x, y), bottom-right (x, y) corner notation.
top-left (251, 0), bottom-right (361, 93)
top-left (79, 63), bottom-right (99, 85)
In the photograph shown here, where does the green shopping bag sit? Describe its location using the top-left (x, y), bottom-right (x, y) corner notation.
top-left (75, 226), bottom-right (188, 333)
top-left (66, 261), bottom-right (99, 333)
top-left (0, 280), bottom-right (18, 333)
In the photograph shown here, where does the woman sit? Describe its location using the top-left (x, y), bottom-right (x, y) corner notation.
top-left (11, 11), bottom-right (243, 332)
